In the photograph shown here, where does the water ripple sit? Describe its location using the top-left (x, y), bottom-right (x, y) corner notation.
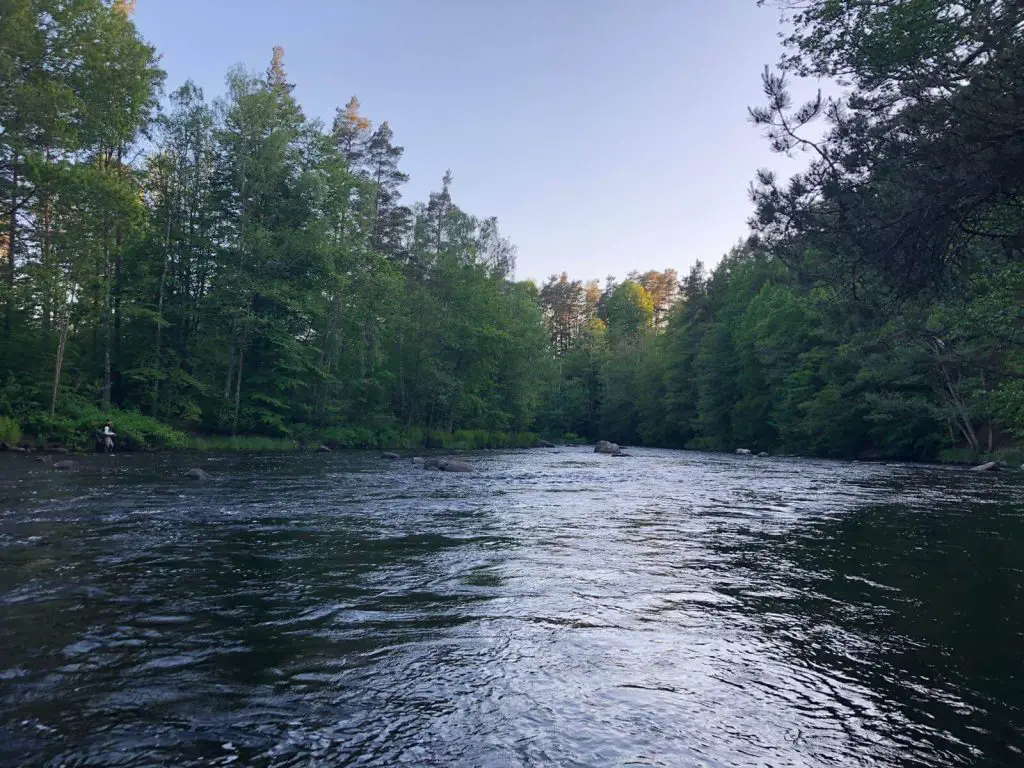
top-left (1, 448), bottom-right (1023, 766)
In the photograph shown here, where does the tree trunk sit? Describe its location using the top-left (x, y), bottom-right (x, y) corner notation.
top-left (41, 147), bottom-right (53, 336)
top-left (5, 156), bottom-right (18, 334)
top-left (152, 169), bottom-right (177, 417)
top-left (224, 345), bottom-right (235, 399)
top-left (112, 142), bottom-right (125, 406)
top-left (232, 343), bottom-right (245, 436)
top-left (51, 306), bottom-right (71, 415)
top-left (102, 237), bottom-right (112, 409)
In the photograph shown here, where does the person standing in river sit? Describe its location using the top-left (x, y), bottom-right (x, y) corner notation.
top-left (101, 421), bottom-right (117, 454)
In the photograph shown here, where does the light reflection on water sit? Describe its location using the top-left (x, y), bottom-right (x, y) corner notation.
top-left (1, 448), bottom-right (1022, 766)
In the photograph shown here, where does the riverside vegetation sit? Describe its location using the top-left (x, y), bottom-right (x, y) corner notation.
top-left (1, 0), bottom-right (1022, 464)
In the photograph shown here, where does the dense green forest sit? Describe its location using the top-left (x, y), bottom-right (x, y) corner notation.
top-left (1, 0), bottom-right (1022, 461)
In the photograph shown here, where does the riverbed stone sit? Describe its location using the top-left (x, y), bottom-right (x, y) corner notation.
top-left (381, 452), bottom-right (401, 460)
top-left (537, 440), bottom-right (555, 448)
top-left (970, 461), bottom-right (1000, 472)
top-left (441, 460), bottom-right (474, 473)
top-left (185, 468), bottom-right (212, 480)
top-left (595, 440), bottom-right (620, 454)
top-left (317, 445), bottom-right (333, 453)
top-left (735, 448), bottom-right (752, 455)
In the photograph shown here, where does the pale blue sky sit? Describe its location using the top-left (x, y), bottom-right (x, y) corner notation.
top-left (133, 0), bottom-right (818, 282)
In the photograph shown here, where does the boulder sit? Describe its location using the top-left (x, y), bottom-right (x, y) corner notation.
top-left (380, 452), bottom-right (401, 460)
top-left (422, 458), bottom-right (445, 470)
top-left (441, 460), bottom-right (474, 473)
top-left (53, 460), bottom-right (74, 470)
top-left (412, 457), bottom-right (425, 465)
top-left (316, 445), bottom-right (333, 453)
top-left (594, 440), bottom-right (620, 455)
top-left (35, 455), bottom-right (51, 463)
top-left (735, 448), bottom-right (752, 455)
top-left (184, 468), bottom-right (212, 480)
top-left (757, 452), bottom-right (769, 458)
top-left (970, 461), bottom-right (1000, 472)
top-left (536, 439), bottom-right (555, 448)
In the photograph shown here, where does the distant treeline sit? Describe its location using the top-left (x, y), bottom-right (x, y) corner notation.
top-left (1, 0), bottom-right (1021, 461)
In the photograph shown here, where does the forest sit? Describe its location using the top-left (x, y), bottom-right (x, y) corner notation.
top-left (1, 0), bottom-right (1022, 463)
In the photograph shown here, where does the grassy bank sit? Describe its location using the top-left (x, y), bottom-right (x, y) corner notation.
top-left (0, 404), bottom-right (557, 453)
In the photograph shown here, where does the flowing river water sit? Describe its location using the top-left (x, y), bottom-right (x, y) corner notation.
top-left (1, 448), bottom-right (1022, 767)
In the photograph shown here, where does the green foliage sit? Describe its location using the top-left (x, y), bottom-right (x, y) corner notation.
top-left (0, 416), bottom-right (21, 446)
top-left (2, 1), bottom-right (1019, 465)
top-left (20, 398), bottom-right (186, 451)
top-left (0, 11), bottom-right (554, 449)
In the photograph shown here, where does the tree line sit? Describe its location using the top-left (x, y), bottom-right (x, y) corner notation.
top-left (1, 0), bottom-right (1021, 462)
top-left (534, 0), bottom-right (1024, 462)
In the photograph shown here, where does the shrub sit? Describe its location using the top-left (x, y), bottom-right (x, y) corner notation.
top-left (321, 426), bottom-right (377, 449)
top-left (0, 415), bottom-right (22, 447)
top-left (23, 399), bottom-right (187, 451)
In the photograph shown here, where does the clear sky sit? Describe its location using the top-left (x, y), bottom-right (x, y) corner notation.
top-left (132, 0), bottom-right (818, 283)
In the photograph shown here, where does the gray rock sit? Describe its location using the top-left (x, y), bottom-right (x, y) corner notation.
top-left (594, 440), bottom-right (620, 455)
top-left (53, 460), bottom-right (74, 470)
top-left (35, 455), bottom-right (51, 463)
top-left (735, 448), bottom-right (752, 455)
top-left (611, 452), bottom-right (631, 457)
top-left (317, 445), bottom-right (333, 453)
top-left (423, 458), bottom-right (444, 470)
top-left (757, 452), bottom-right (769, 458)
top-left (441, 460), bottom-right (474, 473)
top-left (185, 468), bottom-right (212, 480)
top-left (537, 439), bottom-right (555, 448)
top-left (412, 457), bottom-right (425, 465)
top-left (380, 452), bottom-right (401, 460)
top-left (970, 461), bottom-right (1000, 472)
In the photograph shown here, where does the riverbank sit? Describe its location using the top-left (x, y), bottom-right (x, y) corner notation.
top-left (0, 406), bottom-right (568, 455)
top-left (2, 406), bottom-right (1017, 466)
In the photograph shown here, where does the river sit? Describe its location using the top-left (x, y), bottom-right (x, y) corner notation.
top-left (1, 448), bottom-right (1022, 766)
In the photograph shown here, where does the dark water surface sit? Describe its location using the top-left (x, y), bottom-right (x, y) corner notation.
top-left (2, 448), bottom-right (1023, 767)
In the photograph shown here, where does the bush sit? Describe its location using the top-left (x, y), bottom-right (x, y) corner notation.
top-left (23, 399), bottom-right (187, 451)
top-left (320, 426), bottom-right (377, 449)
top-left (0, 415), bottom-right (22, 446)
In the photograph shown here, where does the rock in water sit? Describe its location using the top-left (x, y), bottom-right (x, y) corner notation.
top-left (970, 461), bottom-right (1000, 472)
top-left (380, 452), bottom-right (401, 460)
top-left (185, 468), bottom-right (212, 480)
top-left (594, 440), bottom-right (620, 454)
top-left (316, 445), bottom-right (333, 453)
top-left (735, 448), bottom-right (752, 455)
top-left (422, 458), bottom-right (444, 470)
top-left (412, 457), bottom-right (425, 465)
top-left (757, 452), bottom-right (769, 458)
top-left (53, 460), bottom-right (74, 470)
top-left (441, 460), bottom-right (474, 473)
top-left (537, 439), bottom-right (555, 448)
